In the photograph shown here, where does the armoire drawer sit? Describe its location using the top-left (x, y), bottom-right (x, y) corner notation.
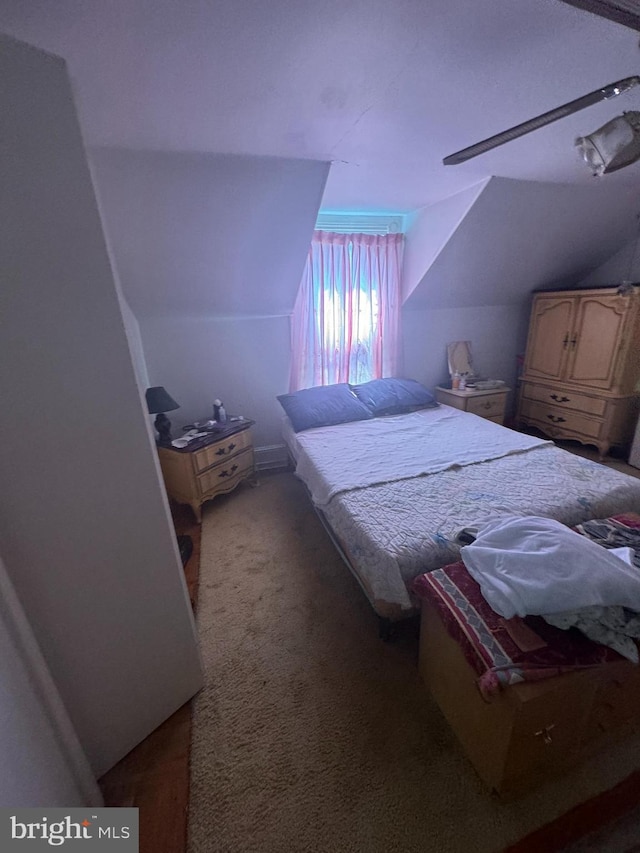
top-left (520, 383), bottom-right (607, 418)
top-left (519, 399), bottom-right (603, 440)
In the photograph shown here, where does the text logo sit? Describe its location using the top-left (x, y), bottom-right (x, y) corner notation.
top-left (1, 809), bottom-right (138, 850)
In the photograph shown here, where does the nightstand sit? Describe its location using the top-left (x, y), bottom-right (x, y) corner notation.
top-left (435, 386), bottom-right (510, 425)
top-left (157, 420), bottom-right (256, 522)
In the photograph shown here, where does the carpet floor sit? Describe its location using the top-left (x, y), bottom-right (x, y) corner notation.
top-left (188, 472), bottom-right (640, 853)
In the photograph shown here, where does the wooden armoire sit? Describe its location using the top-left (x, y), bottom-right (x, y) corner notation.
top-left (517, 286), bottom-right (640, 458)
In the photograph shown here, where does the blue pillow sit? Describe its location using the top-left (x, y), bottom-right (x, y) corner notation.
top-left (277, 383), bottom-right (374, 433)
top-left (351, 377), bottom-right (438, 416)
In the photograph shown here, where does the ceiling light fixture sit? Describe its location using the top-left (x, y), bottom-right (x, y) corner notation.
top-left (575, 110), bottom-right (640, 175)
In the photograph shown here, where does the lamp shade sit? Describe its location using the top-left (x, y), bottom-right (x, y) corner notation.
top-left (145, 386), bottom-right (180, 414)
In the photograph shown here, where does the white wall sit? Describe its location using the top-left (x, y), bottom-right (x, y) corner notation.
top-left (118, 292), bottom-right (149, 392)
top-left (140, 315), bottom-right (291, 447)
top-left (90, 148), bottom-right (329, 318)
top-left (402, 180), bottom-right (488, 302)
top-left (404, 177), bottom-right (639, 311)
top-left (0, 34), bottom-right (203, 777)
top-left (90, 148), bottom-right (329, 448)
top-left (0, 555), bottom-right (101, 807)
top-left (579, 236), bottom-right (640, 286)
top-left (92, 156), bottom-right (640, 447)
top-left (402, 305), bottom-right (526, 416)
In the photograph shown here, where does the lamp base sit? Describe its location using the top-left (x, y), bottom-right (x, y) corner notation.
top-left (154, 412), bottom-right (173, 444)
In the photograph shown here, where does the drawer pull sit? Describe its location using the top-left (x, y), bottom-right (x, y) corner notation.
top-left (215, 442), bottom-right (237, 456)
top-left (534, 724), bottom-right (555, 745)
top-left (218, 464), bottom-right (238, 479)
top-left (547, 414), bottom-right (566, 424)
top-left (550, 394), bottom-right (569, 403)
top-left (562, 333), bottom-right (569, 349)
top-left (481, 401), bottom-right (493, 410)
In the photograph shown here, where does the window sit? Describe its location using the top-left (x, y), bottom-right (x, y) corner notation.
top-left (289, 230), bottom-right (404, 391)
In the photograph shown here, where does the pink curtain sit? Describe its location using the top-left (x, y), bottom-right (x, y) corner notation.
top-left (289, 231), bottom-right (404, 391)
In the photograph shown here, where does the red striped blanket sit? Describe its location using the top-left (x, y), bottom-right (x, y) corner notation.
top-left (412, 513), bottom-right (640, 700)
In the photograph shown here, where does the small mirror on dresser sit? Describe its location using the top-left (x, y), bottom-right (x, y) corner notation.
top-left (447, 341), bottom-right (474, 379)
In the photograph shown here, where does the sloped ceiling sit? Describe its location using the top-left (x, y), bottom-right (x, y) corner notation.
top-left (402, 181), bottom-right (489, 303)
top-left (404, 177), bottom-right (640, 309)
top-left (91, 148), bottom-right (329, 317)
top-left (1, 0), bottom-right (640, 211)
top-left (2, 2), bottom-right (640, 321)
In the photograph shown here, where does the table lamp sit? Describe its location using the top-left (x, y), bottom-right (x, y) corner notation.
top-left (145, 386), bottom-right (180, 444)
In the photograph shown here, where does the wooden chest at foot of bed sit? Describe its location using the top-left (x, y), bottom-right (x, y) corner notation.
top-left (419, 597), bottom-right (640, 798)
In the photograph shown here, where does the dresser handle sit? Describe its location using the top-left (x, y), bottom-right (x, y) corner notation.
top-left (481, 401), bottom-right (493, 410)
top-left (215, 442), bottom-right (237, 456)
top-left (550, 394), bottom-right (569, 403)
top-left (562, 333), bottom-right (569, 349)
top-left (218, 464), bottom-right (238, 479)
top-left (547, 414), bottom-right (566, 424)
top-left (534, 724), bottom-right (555, 745)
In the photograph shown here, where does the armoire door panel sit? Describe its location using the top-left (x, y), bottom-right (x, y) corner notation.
top-left (565, 295), bottom-right (628, 390)
top-left (524, 297), bottom-right (575, 381)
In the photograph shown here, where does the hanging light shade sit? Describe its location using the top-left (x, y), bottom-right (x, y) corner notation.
top-left (575, 111), bottom-right (640, 176)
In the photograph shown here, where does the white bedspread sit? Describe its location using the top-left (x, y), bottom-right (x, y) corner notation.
top-left (293, 406), bottom-right (551, 507)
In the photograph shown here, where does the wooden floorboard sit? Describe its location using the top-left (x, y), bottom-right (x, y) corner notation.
top-left (98, 504), bottom-right (200, 853)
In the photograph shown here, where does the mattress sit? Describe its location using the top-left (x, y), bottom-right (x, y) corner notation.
top-left (284, 407), bottom-right (640, 619)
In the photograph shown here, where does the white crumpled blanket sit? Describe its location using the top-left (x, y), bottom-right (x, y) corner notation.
top-left (461, 515), bottom-right (640, 661)
top-left (461, 515), bottom-right (640, 617)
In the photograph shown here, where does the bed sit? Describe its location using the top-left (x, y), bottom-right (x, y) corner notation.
top-left (279, 381), bottom-right (640, 633)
